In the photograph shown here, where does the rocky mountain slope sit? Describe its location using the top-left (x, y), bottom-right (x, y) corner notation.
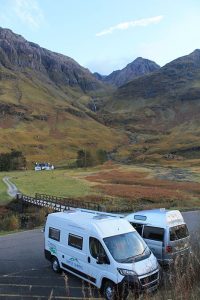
top-left (94, 57), bottom-right (160, 87)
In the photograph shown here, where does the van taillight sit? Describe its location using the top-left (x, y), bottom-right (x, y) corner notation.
top-left (166, 245), bottom-right (172, 253)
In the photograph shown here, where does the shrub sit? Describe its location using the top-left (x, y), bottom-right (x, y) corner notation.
top-left (1, 214), bottom-right (20, 231)
top-left (34, 208), bottom-right (48, 226)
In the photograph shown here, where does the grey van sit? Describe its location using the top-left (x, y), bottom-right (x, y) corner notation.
top-left (125, 209), bottom-right (190, 267)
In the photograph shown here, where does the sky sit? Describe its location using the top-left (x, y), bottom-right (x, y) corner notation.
top-left (0, 0), bottom-right (200, 75)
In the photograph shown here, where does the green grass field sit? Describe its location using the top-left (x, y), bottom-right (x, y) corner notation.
top-left (0, 169), bottom-right (98, 205)
top-left (1, 163), bottom-right (200, 211)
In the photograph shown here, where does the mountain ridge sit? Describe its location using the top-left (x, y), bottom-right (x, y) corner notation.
top-left (0, 27), bottom-right (104, 93)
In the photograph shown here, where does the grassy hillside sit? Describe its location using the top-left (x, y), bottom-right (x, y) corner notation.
top-left (0, 27), bottom-right (126, 167)
top-left (0, 66), bottom-right (125, 166)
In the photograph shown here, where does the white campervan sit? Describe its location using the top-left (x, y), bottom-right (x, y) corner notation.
top-left (126, 209), bottom-right (190, 267)
top-left (44, 210), bottom-right (160, 299)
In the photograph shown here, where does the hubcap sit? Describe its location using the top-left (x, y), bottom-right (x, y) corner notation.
top-left (53, 260), bottom-right (58, 271)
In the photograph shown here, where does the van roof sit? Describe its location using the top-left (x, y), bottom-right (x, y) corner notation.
top-left (47, 210), bottom-right (134, 238)
top-left (125, 209), bottom-right (185, 228)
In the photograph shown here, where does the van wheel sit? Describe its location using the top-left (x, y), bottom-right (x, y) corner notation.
top-left (102, 280), bottom-right (125, 300)
top-left (51, 257), bottom-right (61, 273)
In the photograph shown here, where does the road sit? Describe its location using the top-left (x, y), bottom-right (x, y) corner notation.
top-left (182, 210), bottom-right (200, 233)
top-left (0, 211), bottom-right (199, 299)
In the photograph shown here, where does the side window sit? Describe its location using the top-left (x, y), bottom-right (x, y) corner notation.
top-left (68, 234), bottom-right (83, 250)
top-left (89, 237), bottom-right (106, 259)
top-left (143, 226), bottom-right (164, 242)
top-left (130, 223), bottom-right (143, 235)
top-left (49, 227), bottom-right (60, 241)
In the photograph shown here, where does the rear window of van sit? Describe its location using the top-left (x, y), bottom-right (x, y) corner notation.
top-left (49, 227), bottom-right (60, 241)
top-left (170, 224), bottom-right (189, 241)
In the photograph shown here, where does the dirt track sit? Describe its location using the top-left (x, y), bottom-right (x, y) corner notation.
top-left (2, 176), bottom-right (19, 198)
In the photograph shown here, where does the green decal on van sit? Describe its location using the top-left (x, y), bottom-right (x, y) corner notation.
top-left (69, 257), bottom-right (78, 262)
top-left (48, 242), bottom-right (57, 254)
top-left (66, 257), bottom-right (83, 270)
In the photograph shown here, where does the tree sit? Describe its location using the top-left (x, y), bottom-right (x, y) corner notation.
top-left (76, 149), bottom-right (93, 168)
top-left (96, 149), bottom-right (107, 164)
top-left (0, 153), bottom-right (11, 171)
top-left (0, 150), bottom-right (26, 171)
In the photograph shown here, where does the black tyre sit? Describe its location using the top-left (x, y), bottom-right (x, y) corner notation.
top-left (51, 257), bottom-right (61, 273)
top-left (102, 280), bottom-right (128, 300)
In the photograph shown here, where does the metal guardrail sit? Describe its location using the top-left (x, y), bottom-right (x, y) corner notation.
top-left (16, 193), bottom-right (104, 212)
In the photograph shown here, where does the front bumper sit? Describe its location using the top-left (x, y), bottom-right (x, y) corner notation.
top-left (120, 268), bottom-right (160, 294)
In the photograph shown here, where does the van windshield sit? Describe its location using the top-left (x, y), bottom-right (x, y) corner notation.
top-left (170, 224), bottom-right (189, 241)
top-left (103, 232), bottom-right (149, 263)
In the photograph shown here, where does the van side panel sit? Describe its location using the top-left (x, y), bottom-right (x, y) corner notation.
top-left (58, 229), bottom-right (92, 283)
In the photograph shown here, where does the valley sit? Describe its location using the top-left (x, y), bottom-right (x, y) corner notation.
top-left (1, 27), bottom-right (200, 213)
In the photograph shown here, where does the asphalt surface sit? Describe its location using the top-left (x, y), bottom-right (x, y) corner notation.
top-left (0, 212), bottom-right (199, 299)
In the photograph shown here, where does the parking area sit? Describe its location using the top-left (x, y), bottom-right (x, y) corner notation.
top-left (0, 229), bottom-right (101, 299)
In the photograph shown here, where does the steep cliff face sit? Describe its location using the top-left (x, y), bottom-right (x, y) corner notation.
top-left (0, 27), bottom-right (103, 92)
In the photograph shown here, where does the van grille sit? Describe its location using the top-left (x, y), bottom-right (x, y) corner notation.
top-left (140, 271), bottom-right (159, 286)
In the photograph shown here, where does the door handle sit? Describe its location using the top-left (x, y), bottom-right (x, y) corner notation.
top-left (88, 257), bottom-right (91, 263)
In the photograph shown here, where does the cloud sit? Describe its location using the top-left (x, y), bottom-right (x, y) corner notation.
top-left (12, 0), bottom-right (44, 29)
top-left (96, 16), bottom-right (164, 37)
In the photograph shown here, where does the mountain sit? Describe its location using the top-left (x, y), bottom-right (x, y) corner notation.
top-left (113, 49), bottom-right (200, 102)
top-left (103, 50), bottom-right (200, 162)
top-left (95, 57), bottom-right (160, 87)
top-left (0, 27), bottom-right (124, 166)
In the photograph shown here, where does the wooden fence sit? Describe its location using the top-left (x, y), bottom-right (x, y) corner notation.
top-left (16, 193), bottom-right (105, 212)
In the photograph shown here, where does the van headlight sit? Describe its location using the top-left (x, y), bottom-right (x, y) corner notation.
top-left (118, 268), bottom-right (137, 276)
